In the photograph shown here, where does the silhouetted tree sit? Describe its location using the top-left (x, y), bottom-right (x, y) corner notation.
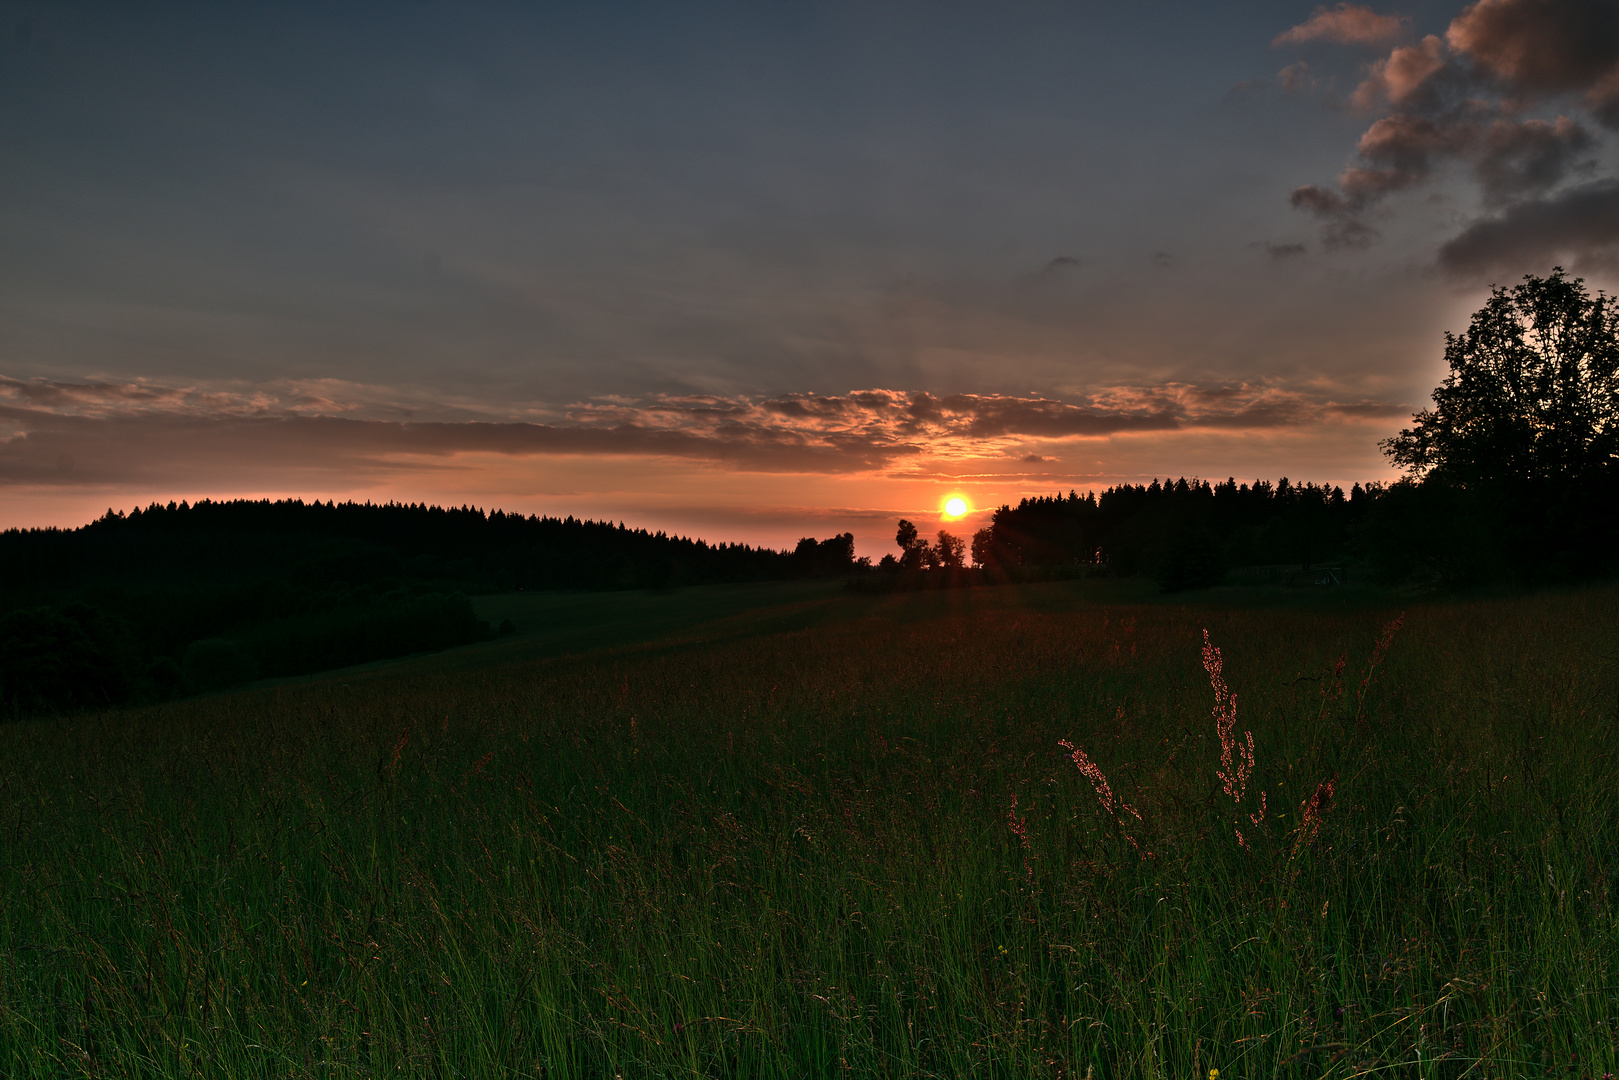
top-left (895, 519), bottom-right (929, 571)
top-left (791, 533), bottom-right (856, 577)
top-left (1382, 269), bottom-right (1619, 488)
top-left (933, 529), bottom-right (965, 570)
top-left (970, 527), bottom-right (995, 569)
top-left (1379, 268), bottom-right (1619, 579)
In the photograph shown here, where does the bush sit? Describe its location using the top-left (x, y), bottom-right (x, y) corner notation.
top-left (0, 603), bottom-right (131, 715)
top-left (182, 638), bottom-right (258, 694)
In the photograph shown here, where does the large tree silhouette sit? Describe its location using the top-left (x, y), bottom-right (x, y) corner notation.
top-left (894, 519), bottom-right (928, 571)
top-left (1379, 268), bottom-right (1619, 579)
top-left (1382, 269), bottom-right (1618, 488)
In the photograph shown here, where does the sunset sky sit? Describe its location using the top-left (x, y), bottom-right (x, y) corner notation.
top-left (5, 1), bottom-right (1618, 555)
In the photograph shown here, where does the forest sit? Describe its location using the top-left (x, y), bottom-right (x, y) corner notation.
top-left (4, 456), bottom-right (1613, 717)
top-left (0, 500), bottom-right (852, 715)
top-left (3, 476), bottom-right (1393, 718)
top-left (6, 270), bottom-right (1616, 716)
top-left (873, 475), bottom-right (1382, 594)
top-left (891, 270), bottom-right (1619, 592)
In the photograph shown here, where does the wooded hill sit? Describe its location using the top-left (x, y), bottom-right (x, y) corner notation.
top-left (0, 499), bottom-right (852, 715)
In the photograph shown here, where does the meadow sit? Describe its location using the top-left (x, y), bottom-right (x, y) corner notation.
top-left (1, 577), bottom-right (1615, 1078)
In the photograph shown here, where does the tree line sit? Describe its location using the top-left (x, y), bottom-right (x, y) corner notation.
top-left (1372, 269), bottom-right (1617, 585)
top-left (6, 271), bottom-right (1612, 714)
top-left (873, 269), bottom-right (1617, 591)
top-left (0, 501), bottom-right (857, 716)
top-left (870, 476), bottom-right (1379, 593)
top-left (1, 499), bottom-right (847, 600)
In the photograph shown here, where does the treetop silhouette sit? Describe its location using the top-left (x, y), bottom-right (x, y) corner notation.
top-left (1382, 268), bottom-right (1619, 489)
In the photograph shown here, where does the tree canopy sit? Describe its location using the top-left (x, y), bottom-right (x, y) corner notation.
top-left (1376, 269), bottom-right (1619, 582)
top-left (1381, 269), bottom-right (1619, 488)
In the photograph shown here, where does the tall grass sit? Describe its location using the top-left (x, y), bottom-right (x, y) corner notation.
top-left (1, 583), bottom-right (1616, 1077)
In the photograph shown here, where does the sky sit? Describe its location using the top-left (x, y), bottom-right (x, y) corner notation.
top-left (4, 1), bottom-right (1618, 555)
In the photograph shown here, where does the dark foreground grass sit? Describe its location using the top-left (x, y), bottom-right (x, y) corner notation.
top-left (1, 581), bottom-right (1616, 1078)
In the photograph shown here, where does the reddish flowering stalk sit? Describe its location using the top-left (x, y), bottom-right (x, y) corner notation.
top-left (1007, 793), bottom-right (1031, 851)
top-left (1202, 630), bottom-right (1254, 803)
top-left (1325, 651), bottom-right (1347, 701)
top-left (1058, 739), bottom-right (1151, 857)
top-left (1312, 650), bottom-right (1349, 726)
top-left (1293, 773), bottom-right (1337, 855)
top-left (1059, 739), bottom-right (1141, 820)
top-left (1355, 612), bottom-right (1405, 723)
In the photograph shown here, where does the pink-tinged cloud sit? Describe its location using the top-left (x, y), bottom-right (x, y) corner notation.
top-left (1291, 110), bottom-right (1474, 228)
top-left (0, 377), bottom-right (1408, 490)
top-left (1285, 0), bottom-right (1618, 256)
top-left (1357, 113), bottom-right (1465, 167)
top-left (1351, 35), bottom-right (1451, 108)
top-left (1342, 112), bottom-right (1473, 202)
top-left (1274, 4), bottom-right (1406, 47)
top-left (1446, 0), bottom-right (1619, 102)
top-left (1277, 62), bottom-right (1315, 95)
top-left (1300, 109), bottom-right (1592, 216)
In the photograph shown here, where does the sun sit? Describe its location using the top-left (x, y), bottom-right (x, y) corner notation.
top-left (943, 496), bottom-right (968, 519)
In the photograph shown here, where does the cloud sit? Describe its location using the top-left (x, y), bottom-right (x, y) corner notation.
top-left (1593, 69), bottom-right (1619, 127)
top-left (1291, 185), bottom-right (1350, 217)
top-left (1437, 177), bottom-right (1619, 275)
top-left (1024, 255), bottom-right (1084, 288)
top-left (1322, 219), bottom-right (1382, 250)
top-left (1357, 113), bottom-right (1467, 172)
top-left (0, 374), bottom-right (272, 417)
top-left (1343, 112), bottom-right (1476, 202)
top-left (1475, 116), bottom-right (1595, 203)
top-left (1278, 62), bottom-right (1316, 95)
top-left (1281, 0), bottom-right (1619, 255)
top-left (1297, 107), bottom-right (1593, 220)
top-left (1446, 0), bottom-right (1619, 105)
top-left (0, 377), bottom-right (1407, 490)
top-left (1274, 4), bottom-right (1406, 47)
top-left (1351, 35), bottom-right (1453, 109)
top-left (1266, 242), bottom-right (1309, 259)
top-left (1291, 185), bottom-right (1382, 247)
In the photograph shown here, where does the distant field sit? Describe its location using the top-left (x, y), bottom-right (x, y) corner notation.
top-left (2, 579), bottom-right (1615, 1078)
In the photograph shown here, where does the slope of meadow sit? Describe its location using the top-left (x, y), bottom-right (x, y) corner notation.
top-left (2, 580), bottom-right (1615, 1078)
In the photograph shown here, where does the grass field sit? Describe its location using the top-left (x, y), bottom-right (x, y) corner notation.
top-left (2, 578), bottom-right (1616, 1078)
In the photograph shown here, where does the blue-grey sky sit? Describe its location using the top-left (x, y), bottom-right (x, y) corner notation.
top-left (4, 1), bottom-right (1617, 550)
